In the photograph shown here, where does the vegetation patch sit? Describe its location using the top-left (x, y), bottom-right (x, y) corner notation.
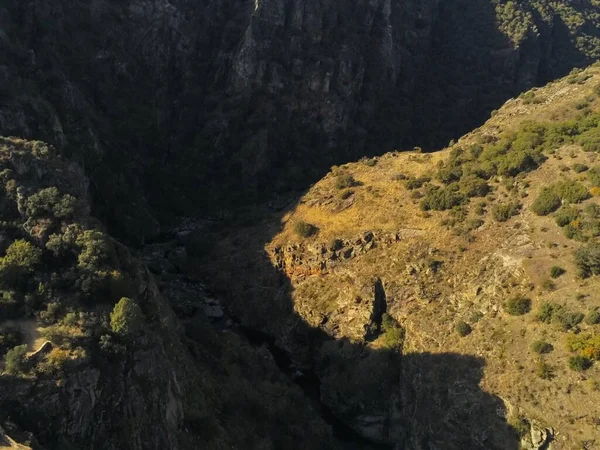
top-left (504, 295), bottom-right (531, 315)
top-left (550, 266), bottom-right (566, 278)
top-left (492, 201), bottom-right (521, 222)
top-left (293, 221), bottom-right (318, 238)
top-left (455, 321), bottom-right (472, 337)
top-left (532, 340), bottom-right (553, 354)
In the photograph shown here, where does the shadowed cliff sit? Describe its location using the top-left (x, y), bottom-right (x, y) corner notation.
top-left (0, 0), bottom-right (596, 244)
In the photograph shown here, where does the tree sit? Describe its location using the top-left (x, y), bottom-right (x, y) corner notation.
top-left (2, 240), bottom-right (41, 272)
top-left (5, 344), bottom-right (28, 375)
top-left (110, 297), bottom-right (144, 338)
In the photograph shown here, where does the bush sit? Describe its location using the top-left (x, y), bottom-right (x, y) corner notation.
top-left (554, 206), bottom-right (579, 227)
top-left (76, 230), bottom-right (112, 270)
top-left (1, 240), bottom-right (41, 272)
top-left (110, 297), bottom-right (144, 338)
top-left (378, 314), bottom-right (405, 351)
top-left (504, 295), bottom-right (531, 315)
top-left (567, 333), bottom-right (600, 360)
top-left (531, 189), bottom-right (562, 216)
top-left (4, 344), bottom-right (28, 375)
top-left (335, 174), bottom-right (358, 189)
top-left (584, 203), bottom-right (600, 218)
top-left (455, 321), bottom-right (472, 337)
top-left (492, 201), bottom-right (521, 222)
top-left (26, 187), bottom-right (78, 219)
top-left (459, 175), bottom-right (490, 197)
top-left (574, 243), bottom-right (600, 277)
top-left (550, 266), bottom-right (566, 278)
top-left (405, 176), bottom-right (431, 190)
top-left (536, 302), bottom-right (558, 323)
top-left (568, 355), bottom-right (592, 371)
top-left (293, 221), bottom-right (318, 238)
top-left (586, 308), bottom-right (600, 325)
top-left (531, 340), bottom-right (553, 354)
top-left (554, 180), bottom-right (590, 204)
top-left (436, 166), bottom-right (462, 184)
top-left (552, 307), bottom-right (584, 331)
top-left (588, 167), bottom-right (600, 186)
top-left (420, 185), bottom-right (466, 211)
top-left (573, 163), bottom-right (589, 173)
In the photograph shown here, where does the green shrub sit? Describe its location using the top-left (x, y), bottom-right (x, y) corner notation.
top-left (405, 176), bottom-right (431, 190)
top-left (536, 302), bottom-right (557, 323)
top-left (573, 163), bottom-right (589, 173)
top-left (504, 295), bottom-right (531, 316)
top-left (554, 206), bottom-right (579, 227)
top-left (584, 203), bottom-right (600, 218)
top-left (455, 321), bottom-right (472, 337)
top-left (568, 355), bottom-right (592, 371)
top-left (2, 240), bottom-right (41, 271)
top-left (4, 344), bottom-right (28, 375)
top-left (436, 166), bottom-right (462, 184)
top-left (532, 340), bottom-right (553, 354)
top-left (293, 221), bottom-right (318, 238)
top-left (110, 297), bottom-right (144, 338)
top-left (554, 180), bottom-right (590, 204)
top-left (492, 201), bottom-right (521, 222)
top-left (420, 185), bottom-right (466, 211)
top-left (0, 240), bottom-right (42, 285)
top-left (531, 189), bottom-right (562, 215)
top-left (588, 167), bottom-right (600, 186)
top-left (27, 187), bottom-right (78, 219)
top-left (550, 266), bottom-right (566, 278)
top-left (335, 174), bottom-right (358, 190)
top-left (76, 230), bottom-right (112, 270)
top-left (459, 175), bottom-right (490, 197)
top-left (378, 314), bottom-right (405, 351)
top-left (586, 308), bottom-right (600, 325)
top-left (574, 243), bottom-right (600, 277)
top-left (552, 307), bottom-right (584, 331)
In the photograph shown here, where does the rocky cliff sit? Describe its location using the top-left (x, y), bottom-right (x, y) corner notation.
top-left (0, 137), bottom-right (338, 450)
top-left (2, 1), bottom-right (600, 242)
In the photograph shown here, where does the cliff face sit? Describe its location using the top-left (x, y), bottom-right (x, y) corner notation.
top-left (1, 1), bottom-right (599, 241)
top-left (0, 138), bottom-right (337, 450)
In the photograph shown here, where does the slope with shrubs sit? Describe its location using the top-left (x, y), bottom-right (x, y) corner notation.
top-left (199, 63), bottom-right (600, 449)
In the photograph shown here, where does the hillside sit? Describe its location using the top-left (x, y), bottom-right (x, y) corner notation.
top-left (197, 64), bottom-right (600, 449)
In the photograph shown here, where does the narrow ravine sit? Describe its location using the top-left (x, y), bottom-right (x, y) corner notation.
top-left (141, 225), bottom-right (392, 449)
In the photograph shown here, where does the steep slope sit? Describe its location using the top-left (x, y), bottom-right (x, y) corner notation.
top-left (0, 137), bottom-right (338, 450)
top-left (1, 0), bottom-right (600, 241)
top-left (197, 64), bottom-right (600, 449)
